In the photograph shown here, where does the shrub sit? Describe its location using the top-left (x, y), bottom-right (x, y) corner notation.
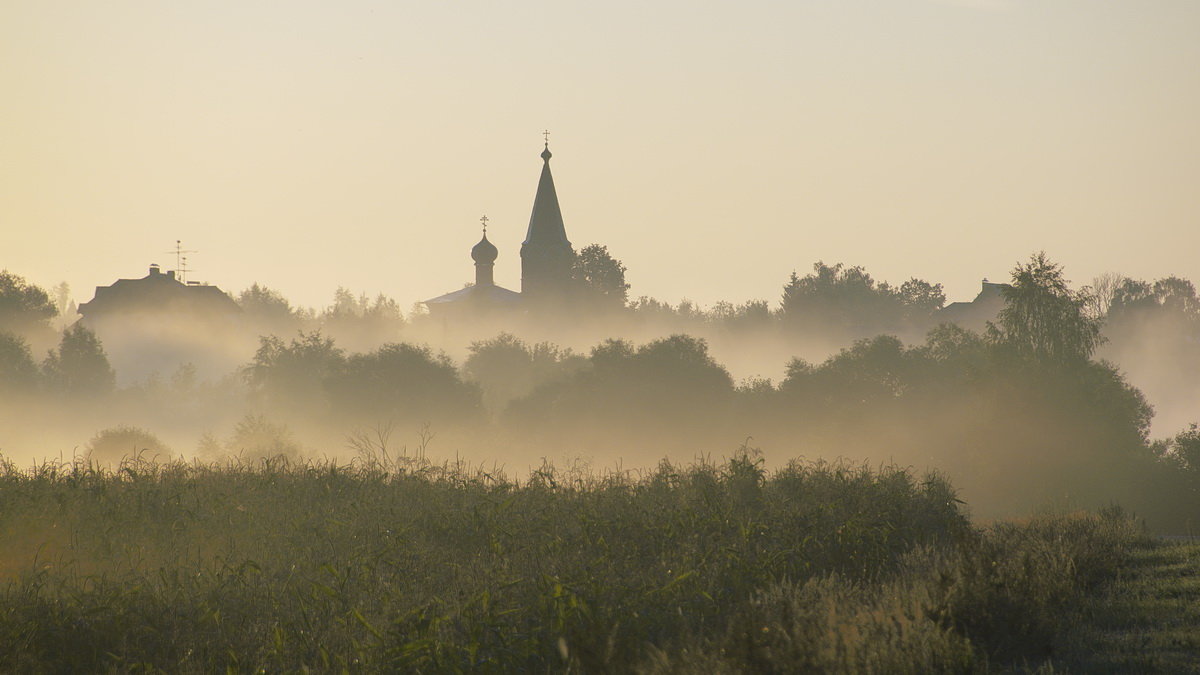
top-left (86, 425), bottom-right (172, 463)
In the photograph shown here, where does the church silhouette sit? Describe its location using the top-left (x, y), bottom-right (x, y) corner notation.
top-left (424, 141), bottom-right (575, 317)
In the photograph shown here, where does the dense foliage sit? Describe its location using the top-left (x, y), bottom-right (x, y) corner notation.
top-left (3, 252), bottom-right (1198, 529)
top-left (0, 454), bottom-right (1146, 672)
top-left (0, 270), bottom-right (57, 338)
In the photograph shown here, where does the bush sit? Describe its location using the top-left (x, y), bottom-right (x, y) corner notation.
top-left (224, 414), bottom-right (301, 460)
top-left (86, 425), bottom-right (172, 463)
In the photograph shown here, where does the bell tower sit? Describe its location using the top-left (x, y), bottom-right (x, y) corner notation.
top-left (520, 134), bottom-right (574, 301)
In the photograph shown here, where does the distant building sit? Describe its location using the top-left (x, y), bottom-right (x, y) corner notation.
top-left (425, 141), bottom-right (576, 317)
top-left (423, 223), bottom-right (523, 319)
top-left (939, 279), bottom-right (1010, 330)
top-left (74, 264), bottom-right (244, 383)
top-left (77, 264), bottom-right (240, 325)
top-left (520, 143), bottom-right (574, 302)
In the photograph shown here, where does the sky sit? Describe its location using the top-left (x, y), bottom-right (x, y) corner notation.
top-left (2, 0), bottom-right (1198, 312)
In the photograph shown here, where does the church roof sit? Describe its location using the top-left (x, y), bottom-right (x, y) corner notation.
top-left (424, 284), bottom-right (523, 307)
top-left (522, 144), bottom-right (571, 248)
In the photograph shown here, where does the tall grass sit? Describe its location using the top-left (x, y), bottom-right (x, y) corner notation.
top-left (0, 451), bottom-right (1141, 672)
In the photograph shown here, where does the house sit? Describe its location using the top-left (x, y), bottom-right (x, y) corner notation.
top-left (938, 279), bottom-right (1010, 330)
top-left (77, 264), bottom-right (240, 325)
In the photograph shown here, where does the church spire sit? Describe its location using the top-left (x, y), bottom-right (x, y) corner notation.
top-left (523, 136), bottom-right (570, 248)
top-left (521, 135), bottom-right (575, 298)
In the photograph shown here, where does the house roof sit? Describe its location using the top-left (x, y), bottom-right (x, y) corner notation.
top-left (77, 266), bottom-right (239, 320)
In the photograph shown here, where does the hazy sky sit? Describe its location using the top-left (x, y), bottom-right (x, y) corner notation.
top-left (3, 0), bottom-right (1198, 312)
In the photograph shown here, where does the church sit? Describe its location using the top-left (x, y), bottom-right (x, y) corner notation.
top-left (423, 140), bottom-right (575, 317)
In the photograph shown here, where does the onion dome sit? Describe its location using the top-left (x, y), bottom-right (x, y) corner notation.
top-left (472, 234), bottom-right (498, 264)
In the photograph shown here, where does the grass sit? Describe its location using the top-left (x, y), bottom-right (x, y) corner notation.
top-left (1056, 539), bottom-right (1200, 672)
top-left (0, 450), bottom-right (1163, 672)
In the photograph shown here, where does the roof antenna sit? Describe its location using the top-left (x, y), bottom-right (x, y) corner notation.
top-left (180, 255), bottom-right (195, 284)
top-left (165, 240), bottom-right (198, 283)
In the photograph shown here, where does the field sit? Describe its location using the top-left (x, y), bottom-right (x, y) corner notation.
top-left (0, 450), bottom-right (1190, 672)
top-left (1063, 539), bottom-right (1200, 672)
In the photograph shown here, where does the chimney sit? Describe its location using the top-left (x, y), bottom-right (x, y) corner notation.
top-left (149, 264), bottom-right (161, 276)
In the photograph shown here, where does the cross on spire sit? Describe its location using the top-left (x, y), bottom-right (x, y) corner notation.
top-left (542, 129), bottom-right (550, 146)
top-left (480, 214), bottom-right (489, 235)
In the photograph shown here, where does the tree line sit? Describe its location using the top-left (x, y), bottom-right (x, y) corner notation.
top-left (2, 254), bottom-right (1199, 528)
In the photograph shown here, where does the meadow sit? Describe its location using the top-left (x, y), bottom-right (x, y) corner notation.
top-left (0, 448), bottom-right (1165, 673)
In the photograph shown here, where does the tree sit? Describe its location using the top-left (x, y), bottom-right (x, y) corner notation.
top-left (238, 283), bottom-right (295, 321)
top-left (1105, 275), bottom-right (1200, 331)
top-left (326, 343), bottom-right (481, 424)
top-left (780, 262), bottom-right (942, 338)
top-left (42, 324), bottom-right (116, 396)
top-left (709, 299), bottom-right (774, 332)
top-left (321, 288), bottom-right (405, 348)
top-left (898, 278), bottom-right (946, 314)
top-left (0, 332), bottom-right (39, 394)
top-left (463, 333), bottom-right (584, 414)
top-left (49, 281), bottom-right (75, 329)
top-left (994, 252), bottom-right (1102, 363)
top-left (506, 335), bottom-right (734, 449)
top-left (1084, 272), bottom-right (1125, 320)
top-left (51, 282), bottom-right (71, 315)
top-left (1153, 276), bottom-right (1200, 317)
top-left (1165, 424), bottom-right (1200, 472)
top-left (246, 331), bottom-right (345, 412)
top-left (780, 334), bottom-right (912, 406)
top-left (87, 425), bottom-right (172, 463)
top-left (224, 414), bottom-right (302, 460)
top-left (781, 262), bottom-right (877, 324)
top-left (572, 244), bottom-right (630, 308)
top-left (627, 334), bottom-right (734, 393)
top-left (587, 335), bottom-right (732, 417)
top-left (0, 270), bottom-right (57, 337)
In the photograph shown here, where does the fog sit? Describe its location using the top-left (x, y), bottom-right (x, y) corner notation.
top-left (1, 256), bottom-right (1198, 529)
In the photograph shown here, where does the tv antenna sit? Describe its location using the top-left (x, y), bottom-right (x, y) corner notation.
top-left (165, 240), bottom-right (198, 283)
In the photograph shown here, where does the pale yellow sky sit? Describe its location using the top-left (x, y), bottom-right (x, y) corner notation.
top-left (2, 0), bottom-right (1198, 312)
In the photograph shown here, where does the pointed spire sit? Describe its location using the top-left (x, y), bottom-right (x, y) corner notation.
top-left (521, 135), bottom-right (575, 299)
top-left (523, 138), bottom-right (570, 248)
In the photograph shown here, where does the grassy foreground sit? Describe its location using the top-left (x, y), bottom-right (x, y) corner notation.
top-left (1059, 539), bottom-right (1200, 672)
top-left (0, 451), bottom-right (1154, 672)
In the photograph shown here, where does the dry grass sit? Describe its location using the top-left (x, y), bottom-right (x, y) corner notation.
top-left (0, 452), bottom-right (1148, 672)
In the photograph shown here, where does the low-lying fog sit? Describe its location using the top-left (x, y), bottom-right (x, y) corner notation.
top-left (2, 260), bottom-right (1198, 527)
